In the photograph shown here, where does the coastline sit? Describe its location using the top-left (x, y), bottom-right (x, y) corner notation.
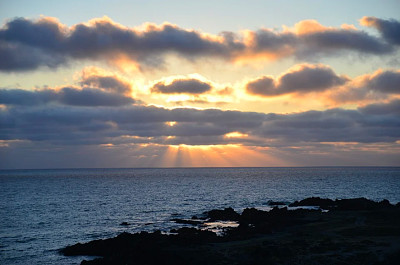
top-left (61, 197), bottom-right (400, 265)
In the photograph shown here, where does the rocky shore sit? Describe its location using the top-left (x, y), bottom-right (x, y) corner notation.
top-left (61, 197), bottom-right (400, 265)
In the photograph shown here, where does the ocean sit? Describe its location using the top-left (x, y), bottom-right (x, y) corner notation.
top-left (1, 167), bottom-right (399, 265)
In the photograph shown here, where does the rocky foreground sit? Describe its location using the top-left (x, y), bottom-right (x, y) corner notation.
top-left (61, 198), bottom-right (400, 265)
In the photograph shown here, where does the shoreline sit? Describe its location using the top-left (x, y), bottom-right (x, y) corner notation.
top-left (61, 197), bottom-right (400, 265)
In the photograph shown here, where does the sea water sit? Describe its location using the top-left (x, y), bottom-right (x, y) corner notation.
top-left (1, 167), bottom-right (399, 265)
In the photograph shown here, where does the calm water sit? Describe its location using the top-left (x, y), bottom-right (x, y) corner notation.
top-left (1, 167), bottom-right (399, 265)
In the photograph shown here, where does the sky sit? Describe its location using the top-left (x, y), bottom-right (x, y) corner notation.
top-left (1, 0), bottom-right (400, 168)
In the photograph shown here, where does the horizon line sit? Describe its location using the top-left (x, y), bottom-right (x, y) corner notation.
top-left (1, 166), bottom-right (400, 171)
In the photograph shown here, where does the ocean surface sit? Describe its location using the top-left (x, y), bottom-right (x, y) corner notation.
top-left (1, 167), bottom-right (400, 265)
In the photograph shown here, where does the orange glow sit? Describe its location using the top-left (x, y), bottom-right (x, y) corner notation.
top-left (224, 132), bottom-right (248, 138)
top-left (166, 121), bottom-right (177, 127)
top-left (155, 144), bottom-right (285, 167)
top-left (99, 143), bottom-right (114, 148)
top-left (294, 20), bottom-right (328, 34)
top-left (113, 55), bottom-right (141, 73)
top-left (359, 16), bottom-right (376, 27)
top-left (234, 51), bottom-right (293, 66)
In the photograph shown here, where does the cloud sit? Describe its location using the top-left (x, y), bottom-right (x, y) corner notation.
top-left (58, 87), bottom-right (136, 106)
top-left (246, 64), bottom-right (347, 96)
top-left (359, 99), bottom-right (400, 115)
top-left (366, 70), bottom-right (400, 94)
top-left (80, 73), bottom-right (132, 94)
top-left (328, 69), bottom-right (400, 104)
top-left (0, 16), bottom-right (398, 71)
top-left (1, 91), bottom-right (399, 147)
top-left (0, 66), bottom-right (141, 107)
top-left (0, 41), bottom-right (66, 71)
top-left (246, 19), bottom-right (392, 60)
top-left (0, 16), bottom-right (234, 71)
top-left (0, 87), bottom-right (136, 107)
top-left (151, 78), bottom-right (212, 94)
top-left (361, 16), bottom-right (400, 45)
top-left (294, 20), bottom-right (392, 57)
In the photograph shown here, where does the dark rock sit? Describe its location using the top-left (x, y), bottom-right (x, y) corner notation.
top-left (336, 198), bottom-right (393, 210)
top-left (267, 200), bottom-right (287, 206)
top-left (289, 197), bottom-right (335, 209)
top-left (204, 207), bottom-right (240, 221)
top-left (240, 207), bottom-right (270, 225)
top-left (173, 227), bottom-right (219, 243)
top-left (62, 198), bottom-right (400, 265)
top-left (119, 222), bottom-right (130, 226)
top-left (289, 197), bottom-right (394, 211)
top-left (379, 199), bottom-right (391, 207)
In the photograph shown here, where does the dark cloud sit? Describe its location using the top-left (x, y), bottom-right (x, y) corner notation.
top-left (0, 17), bottom-right (234, 71)
top-left (80, 74), bottom-right (132, 94)
top-left (0, 41), bottom-right (65, 71)
top-left (366, 70), bottom-right (400, 94)
top-left (246, 76), bottom-right (276, 96)
top-left (151, 78), bottom-right (212, 94)
top-left (59, 87), bottom-right (135, 106)
top-left (297, 29), bottom-right (392, 57)
top-left (249, 26), bottom-right (391, 58)
top-left (246, 29), bottom-right (296, 54)
top-left (1, 94), bottom-right (399, 146)
top-left (361, 16), bottom-right (400, 45)
top-left (246, 64), bottom-right (347, 96)
top-left (0, 16), bottom-right (398, 71)
top-left (0, 88), bottom-right (57, 105)
top-left (359, 99), bottom-right (400, 115)
top-left (0, 87), bottom-right (136, 106)
top-left (279, 65), bottom-right (347, 92)
top-left (255, 105), bottom-right (400, 144)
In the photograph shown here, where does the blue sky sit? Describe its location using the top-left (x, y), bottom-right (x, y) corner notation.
top-left (2, 0), bottom-right (399, 32)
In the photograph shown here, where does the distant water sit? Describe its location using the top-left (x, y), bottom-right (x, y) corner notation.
top-left (1, 167), bottom-right (399, 265)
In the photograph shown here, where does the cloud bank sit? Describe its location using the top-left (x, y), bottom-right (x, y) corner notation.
top-left (0, 16), bottom-right (398, 71)
top-left (1, 94), bottom-right (399, 146)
